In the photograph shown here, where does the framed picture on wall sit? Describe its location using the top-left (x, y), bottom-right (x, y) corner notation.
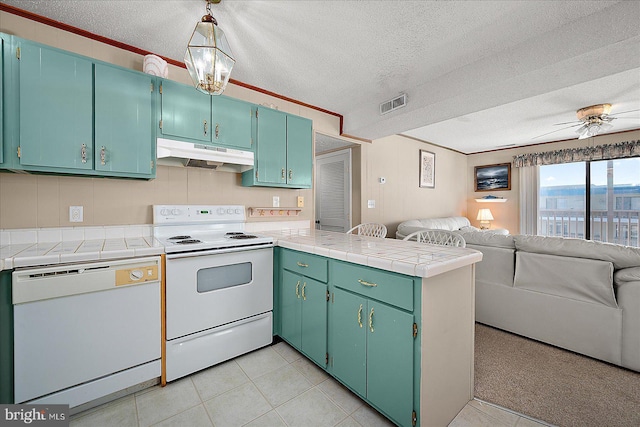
top-left (475, 163), bottom-right (511, 192)
top-left (419, 150), bottom-right (435, 188)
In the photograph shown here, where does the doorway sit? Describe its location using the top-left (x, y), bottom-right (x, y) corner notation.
top-left (315, 149), bottom-right (352, 232)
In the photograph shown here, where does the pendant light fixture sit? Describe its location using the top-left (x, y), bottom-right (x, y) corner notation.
top-left (185, 0), bottom-right (235, 95)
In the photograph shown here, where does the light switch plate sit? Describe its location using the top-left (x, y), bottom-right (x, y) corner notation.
top-left (297, 196), bottom-right (304, 208)
top-left (70, 206), bottom-right (83, 222)
top-left (367, 200), bottom-right (375, 209)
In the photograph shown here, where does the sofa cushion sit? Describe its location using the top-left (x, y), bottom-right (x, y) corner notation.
top-left (456, 230), bottom-right (515, 248)
top-left (514, 235), bottom-right (640, 269)
top-left (614, 267), bottom-right (640, 283)
top-left (514, 251), bottom-right (617, 308)
top-left (468, 243), bottom-right (516, 287)
top-left (398, 216), bottom-right (470, 233)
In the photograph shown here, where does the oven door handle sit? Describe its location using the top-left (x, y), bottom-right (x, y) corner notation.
top-left (165, 243), bottom-right (274, 259)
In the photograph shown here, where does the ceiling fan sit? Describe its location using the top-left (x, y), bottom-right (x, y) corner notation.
top-left (533, 103), bottom-right (640, 140)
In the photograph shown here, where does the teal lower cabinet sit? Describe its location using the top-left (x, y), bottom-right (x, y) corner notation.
top-left (331, 288), bottom-right (414, 426)
top-left (276, 249), bottom-right (475, 427)
top-left (280, 270), bottom-right (327, 367)
top-left (0, 269), bottom-right (13, 404)
top-left (329, 260), bottom-right (419, 427)
top-left (279, 249), bottom-right (329, 367)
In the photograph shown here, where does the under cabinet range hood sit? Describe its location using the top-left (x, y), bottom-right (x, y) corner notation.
top-left (156, 138), bottom-right (254, 172)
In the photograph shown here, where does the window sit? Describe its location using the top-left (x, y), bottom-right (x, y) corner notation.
top-left (537, 158), bottom-right (640, 247)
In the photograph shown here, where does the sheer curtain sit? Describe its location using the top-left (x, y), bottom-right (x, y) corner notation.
top-left (519, 165), bottom-right (539, 235)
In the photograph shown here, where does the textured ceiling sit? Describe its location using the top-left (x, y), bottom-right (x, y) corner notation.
top-left (2, 0), bottom-right (639, 153)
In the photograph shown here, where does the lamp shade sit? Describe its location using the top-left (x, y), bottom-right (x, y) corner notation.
top-left (185, 12), bottom-right (235, 95)
top-left (477, 208), bottom-right (494, 221)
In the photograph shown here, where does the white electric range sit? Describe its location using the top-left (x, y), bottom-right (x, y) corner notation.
top-left (153, 205), bottom-right (274, 382)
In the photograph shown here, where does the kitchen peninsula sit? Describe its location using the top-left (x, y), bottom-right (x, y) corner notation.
top-left (268, 229), bottom-right (482, 427)
top-left (1, 226), bottom-right (481, 427)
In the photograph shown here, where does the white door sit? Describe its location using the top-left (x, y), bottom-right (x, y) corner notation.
top-left (316, 149), bottom-right (351, 232)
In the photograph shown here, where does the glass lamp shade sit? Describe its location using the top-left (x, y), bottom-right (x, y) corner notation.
top-left (185, 18), bottom-right (235, 95)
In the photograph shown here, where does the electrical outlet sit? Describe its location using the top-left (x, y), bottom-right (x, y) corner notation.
top-left (297, 196), bottom-right (304, 208)
top-left (69, 206), bottom-right (83, 222)
top-left (272, 196), bottom-right (280, 207)
top-left (367, 200), bottom-right (375, 209)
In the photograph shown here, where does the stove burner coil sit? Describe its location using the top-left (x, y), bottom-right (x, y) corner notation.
top-left (168, 235), bottom-right (192, 240)
top-left (228, 234), bottom-right (257, 240)
top-left (175, 239), bottom-right (202, 244)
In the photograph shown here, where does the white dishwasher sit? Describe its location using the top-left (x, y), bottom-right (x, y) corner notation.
top-left (12, 256), bottom-right (161, 408)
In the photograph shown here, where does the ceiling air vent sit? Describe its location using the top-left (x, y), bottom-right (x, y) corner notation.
top-left (379, 94), bottom-right (407, 115)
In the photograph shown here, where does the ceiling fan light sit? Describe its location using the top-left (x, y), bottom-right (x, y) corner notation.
top-left (600, 122), bottom-right (614, 132)
top-left (185, 1), bottom-right (235, 95)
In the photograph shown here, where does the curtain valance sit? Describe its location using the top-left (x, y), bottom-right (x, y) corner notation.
top-left (512, 140), bottom-right (640, 168)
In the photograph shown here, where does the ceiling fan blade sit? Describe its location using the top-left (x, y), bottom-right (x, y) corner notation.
top-left (575, 123), bottom-right (589, 137)
top-left (531, 123), bottom-right (583, 140)
top-left (609, 108), bottom-right (640, 117)
top-left (552, 120), bottom-right (581, 126)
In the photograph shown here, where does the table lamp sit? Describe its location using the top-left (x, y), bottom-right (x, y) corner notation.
top-left (477, 208), bottom-right (494, 229)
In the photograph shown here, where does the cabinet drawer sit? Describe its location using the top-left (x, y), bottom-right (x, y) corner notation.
top-left (281, 249), bottom-right (328, 283)
top-left (332, 261), bottom-right (414, 311)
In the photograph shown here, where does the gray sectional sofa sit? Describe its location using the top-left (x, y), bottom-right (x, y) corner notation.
top-left (395, 216), bottom-right (508, 240)
top-left (458, 230), bottom-right (640, 372)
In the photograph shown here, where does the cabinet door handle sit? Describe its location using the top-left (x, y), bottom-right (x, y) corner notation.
top-left (204, 120), bottom-right (208, 136)
top-left (215, 123), bottom-right (220, 139)
top-left (357, 304), bottom-right (363, 328)
top-left (295, 280), bottom-right (300, 299)
top-left (369, 307), bottom-right (375, 333)
top-left (289, 169), bottom-right (293, 180)
top-left (281, 168), bottom-right (286, 180)
top-left (301, 282), bottom-right (307, 300)
top-left (358, 279), bottom-right (377, 288)
top-left (81, 144), bottom-right (87, 163)
top-left (296, 262), bottom-right (309, 268)
top-left (100, 146), bottom-right (106, 165)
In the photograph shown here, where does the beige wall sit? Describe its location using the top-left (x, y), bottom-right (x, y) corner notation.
top-left (467, 129), bottom-right (640, 234)
top-left (0, 10), bottom-right (342, 230)
top-left (359, 135), bottom-right (468, 237)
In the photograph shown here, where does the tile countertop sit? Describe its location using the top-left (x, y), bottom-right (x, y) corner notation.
top-left (1, 226), bottom-right (482, 278)
top-left (0, 226), bottom-right (165, 270)
top-left (265, 229), bottom-right (483, 278)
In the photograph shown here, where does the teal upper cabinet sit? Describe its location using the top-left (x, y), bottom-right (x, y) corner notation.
top-left (255, 107), bottom-right (287, 184)
top-left (211, 96), bottom-right (253, 149)
top-left (159, 79), bottom-right (211, 143)
top-left (285, 114), bottom-right (313, 187)
top-left (94, 64), bottom-right (154, 177)
top-left (242, 106), bottom-right (313, 188)
top-left (7, 37), bottom-right (155, 179)
top-left (18, 40), bottom-right (93, 171)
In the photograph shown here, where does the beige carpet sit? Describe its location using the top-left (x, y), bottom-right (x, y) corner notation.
top-left (474, 323), bottom-right (640, 427)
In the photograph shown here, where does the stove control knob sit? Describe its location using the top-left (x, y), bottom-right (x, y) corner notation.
top-left (227, 209), bottom-right (234, 214)
top-left (171, 209), bottom-right (181, 216)
top-left (217, 208), bottom-right (225, 215)
top-left (235, 208), bottom-right (242, 214)
top-left (160, 209), bottom-right (170, 216)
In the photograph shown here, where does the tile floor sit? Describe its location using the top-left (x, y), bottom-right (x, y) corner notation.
top-left (70, 342), bottom-right (552, 427)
